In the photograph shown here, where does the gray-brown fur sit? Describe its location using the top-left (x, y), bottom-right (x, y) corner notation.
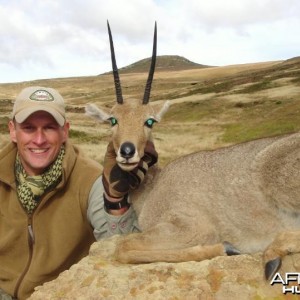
top-left (117, 132), bottom-right (300, 279)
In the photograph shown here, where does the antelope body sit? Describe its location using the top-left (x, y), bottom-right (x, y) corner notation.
top-left (118, 132), bottom-right (300, 280)
top-left (86, 22), bottom-right (300, 280)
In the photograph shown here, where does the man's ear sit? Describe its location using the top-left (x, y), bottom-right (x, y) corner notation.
top-left (62, 121), bottom-right (70, 143)
top-left (8, 120), bottom-right (17, 143)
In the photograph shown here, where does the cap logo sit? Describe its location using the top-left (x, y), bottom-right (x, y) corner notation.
top-left (29, 90), bottom-right (54, 102)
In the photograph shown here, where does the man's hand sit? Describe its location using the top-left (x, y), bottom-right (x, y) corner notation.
top-left (102, 141), bottom-right (158, 200)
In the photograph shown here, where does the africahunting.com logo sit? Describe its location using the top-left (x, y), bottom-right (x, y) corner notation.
top-left (270, 272), bottom-right (300, 294)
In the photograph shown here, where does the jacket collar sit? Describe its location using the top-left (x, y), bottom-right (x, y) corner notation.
top-left (59, 141), bottom-right (78, 188)
top-left (0, 142), bottom-right (17, 186)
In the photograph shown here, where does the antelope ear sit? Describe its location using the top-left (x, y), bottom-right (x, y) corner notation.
top-left (152, 100), bottom-right (170, 122)
top-left (85, 103), bottom-right (111, 122)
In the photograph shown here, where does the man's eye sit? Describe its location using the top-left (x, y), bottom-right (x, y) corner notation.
top-left (45, 125), bottom-right (58, 130)
top-left (109, 117), bottom-right (118, 127)
top-left (22, 126), bottom-right (34, 131)
top-left (145, 118), bottom-right (156, 128)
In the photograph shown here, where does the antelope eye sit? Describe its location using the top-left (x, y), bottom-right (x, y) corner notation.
top-left (109, 117), bottom-right (118, 127)
top-left (145, 118), bottom-right (156, 128)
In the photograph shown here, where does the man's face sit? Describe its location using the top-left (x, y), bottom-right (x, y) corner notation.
top-left (9, 111), bottom-right (69, 176)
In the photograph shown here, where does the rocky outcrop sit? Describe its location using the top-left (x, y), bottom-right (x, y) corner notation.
top-left (29, 235), bottom-right (300, 299)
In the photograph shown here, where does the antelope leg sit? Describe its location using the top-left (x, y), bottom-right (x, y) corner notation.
top-left (223, 241), bottom-right (241, 256)
top-left (115, 241), bottom-right (228, 264)
top-left (265, 257), bottom-right (282, 280)
top-left (263, 230), bottom-right (300, 280)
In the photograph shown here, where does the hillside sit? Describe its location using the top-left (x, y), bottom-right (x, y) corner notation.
top-left (115, 55), bottom-right (210, 73)
top-left (0, 56), bottom-right (300, 166)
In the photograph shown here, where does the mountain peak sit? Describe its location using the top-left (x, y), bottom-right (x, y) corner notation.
top-left (109, 55), bottom-right (211, 74)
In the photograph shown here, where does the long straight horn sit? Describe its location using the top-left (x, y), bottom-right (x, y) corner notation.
top-left (107, 21), bottom-right (123, 104)
top-left (143, 22), bottom-right (157, 105)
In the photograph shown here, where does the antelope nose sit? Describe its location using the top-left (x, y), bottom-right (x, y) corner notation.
top-left (120, 142), bottom-right (135, 159)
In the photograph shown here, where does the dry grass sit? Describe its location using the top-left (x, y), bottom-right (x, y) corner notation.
top-left (1, 57), bottom-right (300, 167)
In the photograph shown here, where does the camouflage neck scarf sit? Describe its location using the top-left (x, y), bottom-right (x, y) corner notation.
top-left (15, 146), bottom-right (65, 214)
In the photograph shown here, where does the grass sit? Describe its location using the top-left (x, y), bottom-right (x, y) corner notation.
top-left (0, 117), bottom-right (9, 134)
top-left (222, 120), bottom-right (298, 144)
top-left (165, 98), bottom-right (228, 123)
top-left (236, 80), bottom-right (278, 94)
top-left (69, 129), bottom-right (107, 144)
top-left (291, 77), bottom-right (300, 84)
top-left (0, 56), bottom-right (299, 166)
top-left (222, 99), bottom-right (300, 144)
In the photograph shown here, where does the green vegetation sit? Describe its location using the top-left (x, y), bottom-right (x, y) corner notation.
top-left (118, 55), bottom-right (209, 73)
top-left (222, 99), bottom-right (300, 144)
top-left (222, 120), bottom-right (298, 144)
top-left (291, 77), bottom-right (300, 85)
top-left (164, 90), bottom-right (300, 146)
top-left (236, 80), bottom-right (278, 94)
top-left (69, 129), bottom-right (105, 144)
top-left (165, 99), bottom-right (225, 122)
top-left (0, 117), bottom-right (9, 134)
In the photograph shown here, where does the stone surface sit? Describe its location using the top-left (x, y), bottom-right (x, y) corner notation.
top-left (29, 235), bottom-right (300, 300)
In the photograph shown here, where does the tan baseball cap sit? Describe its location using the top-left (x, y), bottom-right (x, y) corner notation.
top-left (11, 86), bottom-right (66, 126)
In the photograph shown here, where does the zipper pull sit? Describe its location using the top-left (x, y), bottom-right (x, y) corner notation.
top-left (28, 224), bottom-right (35, 243)
top-left (28, 216), bottom-right (35, 244)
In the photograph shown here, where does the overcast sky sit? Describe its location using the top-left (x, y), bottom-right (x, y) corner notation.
top-left (0, 0), bottom-right (299, 83)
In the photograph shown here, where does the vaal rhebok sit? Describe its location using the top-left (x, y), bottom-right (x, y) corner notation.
top-left (86, 22), bottom-right (300, 280)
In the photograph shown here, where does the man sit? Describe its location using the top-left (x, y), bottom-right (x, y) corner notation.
top-left (0, 86), bottom-right (157, 300)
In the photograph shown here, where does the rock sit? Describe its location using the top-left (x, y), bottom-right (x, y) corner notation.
top-left (29, 235), bottom-right (300, 299)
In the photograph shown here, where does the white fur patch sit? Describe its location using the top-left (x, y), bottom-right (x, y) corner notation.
top-left (85, 104), bottom-right (110, 122)
top-left (155, 101), bottom-right (170, 122)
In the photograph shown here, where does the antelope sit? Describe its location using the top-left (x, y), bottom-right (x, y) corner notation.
top-left (86, 21), bottom-right (300, 281)
top-left (86, 21), bottom-right (169, 172)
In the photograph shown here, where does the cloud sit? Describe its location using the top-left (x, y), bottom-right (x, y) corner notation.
top-left (164, 0), bottom-right (300, 30)
top-left (0, 0), bottom-right (299, 83)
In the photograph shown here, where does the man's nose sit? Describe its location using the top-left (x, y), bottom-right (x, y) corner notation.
top-left (33, 129), bottom-right (46, 144)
